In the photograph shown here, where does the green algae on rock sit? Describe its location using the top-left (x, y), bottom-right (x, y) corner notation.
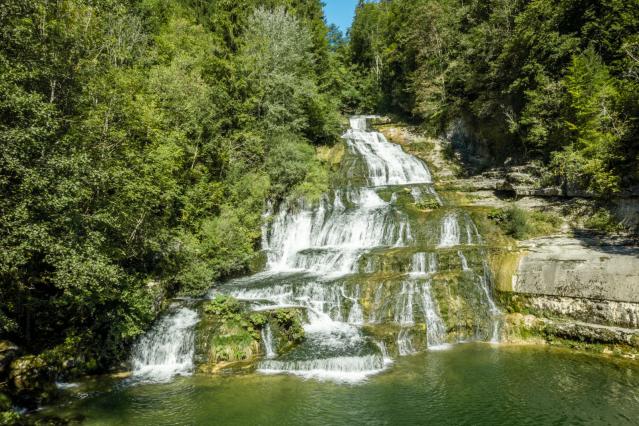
top-left (195, 296), bottom-right (305, 373)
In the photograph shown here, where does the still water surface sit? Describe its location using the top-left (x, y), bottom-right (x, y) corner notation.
top-left (48, 344), bottom-right (639, 425)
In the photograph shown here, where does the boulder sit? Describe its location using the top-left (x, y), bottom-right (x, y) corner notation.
top-left (9, 355), bottom-right (54, 396)
top-left (194, 295), bottom-right (305, 373)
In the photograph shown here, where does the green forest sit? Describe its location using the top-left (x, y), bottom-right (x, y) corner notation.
top-left (349, 0), bottom-right (639, 192)
top-left (1, 0), bottom-right (638, 406)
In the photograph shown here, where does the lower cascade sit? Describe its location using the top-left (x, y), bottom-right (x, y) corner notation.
top-left (132, 116), bottom-right (501, 383)
top-left (130, 307), bottom-right (199, 382)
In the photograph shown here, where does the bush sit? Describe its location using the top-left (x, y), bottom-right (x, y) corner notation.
top-left (584, 208), bottom-right (624, 233)
top-left (490, 207), bottom-right (562, 240)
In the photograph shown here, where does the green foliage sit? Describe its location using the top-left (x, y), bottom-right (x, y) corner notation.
top-left (489, 207), bottom-right (562, 240)
top-left (204, 295), bottom-right (242, 318)
top-left (552, 48), bottom-right (624, 194)
top-left (0, 0), bottom-right (342, 372)
top-left (583, 208), bottom-right (625, 233)
top-left (273, 309), bottom-right (305, 343)
top-left (415, 197), bottom-right (441, 210)
top-left (349, 0), bottom-right (639, 194)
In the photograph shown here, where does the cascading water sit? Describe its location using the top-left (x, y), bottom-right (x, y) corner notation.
top-left (130, 307), bottom-right (199, 382)
top-left (218, 115), bottom-right (500, 382)
top-left (261, 323), bottom-right (277, 359)
top-left (439, 213), bottom-right (460, 247)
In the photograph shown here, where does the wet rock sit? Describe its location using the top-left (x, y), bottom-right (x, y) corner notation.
top-left (248, 251), bottom-right (267, 274)
top-left (9, 355), bottom-right (55, 397)
top-left (194, 296), bottom-right (305, 373)
top-left (501, 312), bottom-right (639, 358)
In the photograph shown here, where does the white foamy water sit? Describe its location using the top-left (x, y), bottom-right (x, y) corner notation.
top-left (411, 252), bottom-right (438, 275)
top-left (458, 251), bottom-right (470, 271)
top-left (258, 354), bottom-right (385, 383)
top-left (344, 120), bottom-right (432, 187)
top-left (264, 188), bottom-right (409, 275)
top-left (217, 116), bottom-right (497, 382)
top-left (262, 323), bottom-right (277, 359)
top-left (127, 116), bottom-right (501, 387)
top-left (130, 307), bottom-right (199, 382)
top-left (439, 213), bottom-right (460, 247)
top-left (420, 281), bottom-right (448, 349)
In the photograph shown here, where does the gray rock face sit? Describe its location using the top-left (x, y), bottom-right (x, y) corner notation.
top-left (524, 295), bottom-right (639, 328)
top-left (513, 236), bottom-right (639, 303)
top-left (505, 236), bottom-right (639, 335)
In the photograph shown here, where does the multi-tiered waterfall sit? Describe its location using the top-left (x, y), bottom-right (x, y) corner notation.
top-left (217, 116), bottom-right (500, 381)
top-left (129, 116), bottom-right (499, 383)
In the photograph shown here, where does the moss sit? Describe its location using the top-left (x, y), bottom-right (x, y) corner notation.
top-left (247, 251), bottom-right (267, 274)
top-left (501, 313), bottom-right (639, 359)
top-left (271, 309), bottom-right (305, 346)
top-left (414, 197), bottom-right (440, 210)
top-left (196, 297), bottom-right (305, 373)
top-left (316, 143), bottom-right (345, 168)
top-left (488, 249), bottom-right (524, 293)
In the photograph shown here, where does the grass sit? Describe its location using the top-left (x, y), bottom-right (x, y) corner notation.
top-left (583, 208), bottom-right (625, 233)
top-left (489, 206), bottom-right (562, 240)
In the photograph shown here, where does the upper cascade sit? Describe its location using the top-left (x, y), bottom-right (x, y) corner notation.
top-left (344, 116), bottom-right (432, 187)
top-left (262, 116), bottom-right (435, 274)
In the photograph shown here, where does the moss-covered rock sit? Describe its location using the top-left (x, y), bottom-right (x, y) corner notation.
top-left (195, 296), bottom-right (305, 373)
top-left (9, 356), bottom-right (53, 393)
top-left (0, 341), bottom-right (19, 379)
top-left (501, 312), bottom-right (639, 359)
top-left (7, 354), bottom-right (58, 409)
top-left (0, 392), bottom-right (11, 412)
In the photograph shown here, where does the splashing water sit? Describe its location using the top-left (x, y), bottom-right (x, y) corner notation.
top-left (439, 213), bottom-right (460, 247)
top-left (130, 307), bottom-right (199, 383)
top-left (262, 323), bottom-right (277, 359)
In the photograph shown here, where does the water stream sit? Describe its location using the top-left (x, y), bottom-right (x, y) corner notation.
top-left (130, 307), bottom-right (199, 382)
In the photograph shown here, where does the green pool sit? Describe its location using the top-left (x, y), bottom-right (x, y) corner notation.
top-left (45, 344), bottom-right (639, 425)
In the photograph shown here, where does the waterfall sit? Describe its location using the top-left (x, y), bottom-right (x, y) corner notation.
top-left (394, 281), bottom-right (415, 325)
top-left (375, 341), bottom-right (393, 365)
top-left (264, 187), bottom-right (410, 275)
top-left (411, 252), bottom-right (438, 275)
top-left (439, 213), bottom-right (460, 247)
top-left (262, 323), bottom-right (277, 359)
top-left (347, 300), bottom-right (364, 325)
top-left (397, 329), bottom-right (415, 356)
top-left (458, 251), bottom-right (469, 271)
top-left (216, 115), bottom-right (500, 382)
top-left (480, 259), bottom-right (501, 342)
top-left (344, 128), bottom-right (432, 187)
top-left (419, 281), bottom-right (448, 349)
top-left (130, 307), bottom-right (199, 382)
top-left (258, 355), bottom-right (385, 383)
